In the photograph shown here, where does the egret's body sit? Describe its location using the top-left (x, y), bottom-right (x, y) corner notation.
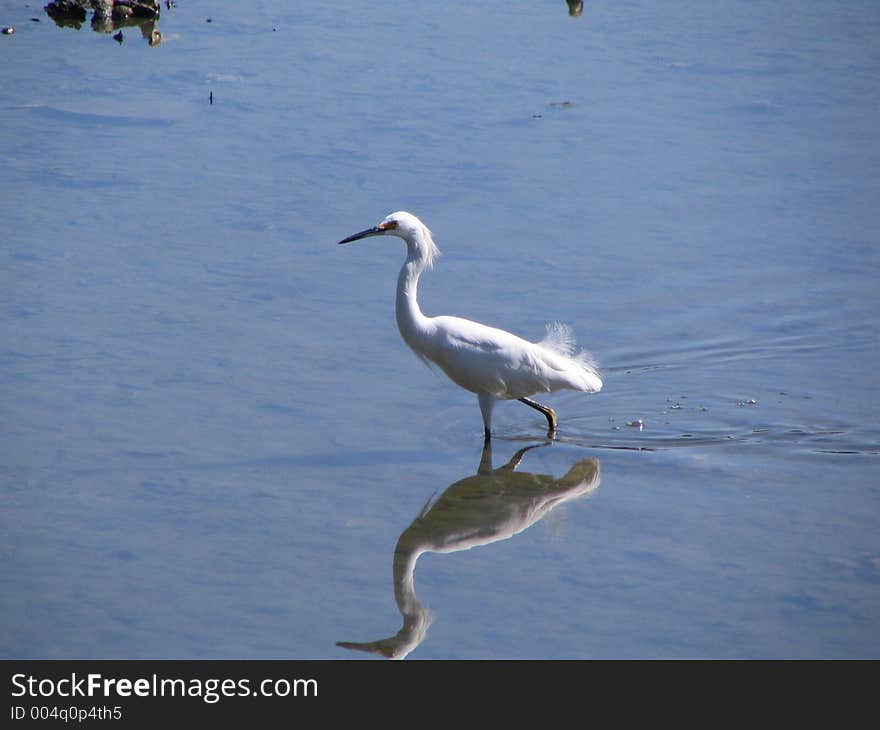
top-left (339, 212), bottom-right (602, 440)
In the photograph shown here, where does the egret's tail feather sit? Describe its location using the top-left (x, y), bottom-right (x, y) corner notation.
top-left (574, 350), bottom-right (603, 392)
top-left (539, 322), bottom-right (577, 356)
top-left (540, 322), bottom-right (602, 392)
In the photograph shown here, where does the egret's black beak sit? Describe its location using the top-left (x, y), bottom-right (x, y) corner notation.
top-left (338, 226), bottom-right (382, 245)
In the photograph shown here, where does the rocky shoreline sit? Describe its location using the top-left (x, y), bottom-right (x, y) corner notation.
top-left (44, 0), bottom-right (165, 44)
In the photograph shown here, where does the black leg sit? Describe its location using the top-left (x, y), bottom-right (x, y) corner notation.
top-left (484, 426), bottom-right (492, 443)
top-left (518, 397), bottom-right (557, 434)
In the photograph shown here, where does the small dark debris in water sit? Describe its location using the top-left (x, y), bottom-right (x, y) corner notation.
top-left (532, 113), bottom-right (543, 118)
top-left (549, 100), bottom-right (575, 108)
top-left (113, 30), bottom-right (124, 43)
top-left (627, 419), bottom-right (645, 430)
top-left (166, 0), bottom-right (175, 8)
top-left (209, 91), bottom-right (213, 104)
top-left (737, 399), bottom-right (758, 406)
top-left (1, 26), bottom-right (14, 34)
top-left (206, 17), bottom-right (213, 22)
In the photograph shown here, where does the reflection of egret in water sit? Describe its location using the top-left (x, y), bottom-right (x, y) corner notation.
top-left (337, 442), bottom-right (601, 659)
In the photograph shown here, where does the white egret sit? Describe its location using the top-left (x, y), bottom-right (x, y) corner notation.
top-left (338, 212), bottom-right (602, 441)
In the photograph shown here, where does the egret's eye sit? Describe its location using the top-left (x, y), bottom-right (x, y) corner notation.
top-left (380, 220), bottom-right (398, 231)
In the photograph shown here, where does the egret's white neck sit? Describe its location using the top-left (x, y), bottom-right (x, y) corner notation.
top-left (396, 257), bottom-right (430, 349)
top-left (395, 228), bottom-right (439, 357)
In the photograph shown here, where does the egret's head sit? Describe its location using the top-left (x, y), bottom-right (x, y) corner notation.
top-left (338, 211), bottom-right (423, 243)
top-left (338, 211), bottom-right (439, 267)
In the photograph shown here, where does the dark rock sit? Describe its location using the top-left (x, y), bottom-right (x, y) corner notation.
top-left (44, 0), bottom-right (87, 29)
top-left (44, 0), bottom-right (162, 42)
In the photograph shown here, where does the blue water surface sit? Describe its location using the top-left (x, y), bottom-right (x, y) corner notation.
top-left (1, 0), bottom-right (878, 658)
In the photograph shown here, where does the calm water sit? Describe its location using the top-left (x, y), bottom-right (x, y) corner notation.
top-left (1, 0), bottom-right (878, 659)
